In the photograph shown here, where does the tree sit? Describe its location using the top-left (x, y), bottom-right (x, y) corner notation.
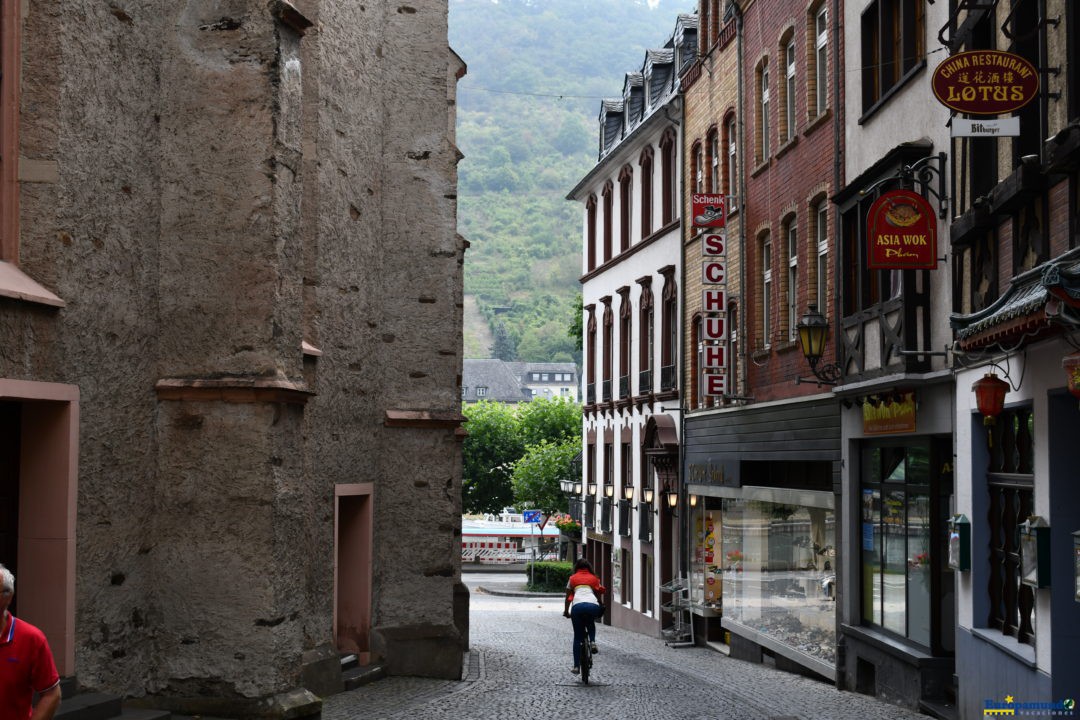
top-left (516, 395), bottom-right (581, 449)
top-left (461, 401), bottom-right (523, 513)
top-left (511, 440), bottom-right (580, 515)
top-left (568, 292), bottom-right (583, 345)
top-left (491, 321), bottom-right (517, 361)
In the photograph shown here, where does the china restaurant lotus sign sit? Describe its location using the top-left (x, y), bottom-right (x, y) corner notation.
top-left (931, 50), bottom-right (1039, 115)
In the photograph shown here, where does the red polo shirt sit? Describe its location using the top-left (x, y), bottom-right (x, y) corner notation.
top-left (0, 613), bottom-right (60, 720)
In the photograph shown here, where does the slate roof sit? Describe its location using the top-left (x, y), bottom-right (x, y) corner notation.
top-left (951, 246), bottom-right (1080, 351)
top-left (462, 359), bottom-right (531, 403)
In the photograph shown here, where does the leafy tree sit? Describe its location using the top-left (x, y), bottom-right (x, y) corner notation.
top-left (491, 321), bottom-right (517, 360)
top-left (515, 396), bottom-right (581, 449)
top-left (461, 401), bottom-right (523, 513)
top-left (568, 292), bottom-right (583, 344)
top-left (511, 440), bottom-right (581, 515)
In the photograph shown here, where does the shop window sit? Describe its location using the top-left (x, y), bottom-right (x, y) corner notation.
top-left (860, 0), bottom-right (925, 114)
top-left (720, 495), bottom-right (836, 664)
top-left (986, 406), bottom-right (1035, 645)
top-left (860, 443), bottom-right (933, 647)
top-left (619, 165), bottom-right (633, 252)
top-left (639, 147), bottom-right (654, 238)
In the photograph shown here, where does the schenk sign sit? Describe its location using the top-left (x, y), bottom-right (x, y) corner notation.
top-left (867, 190), bottom-right (938, 270)
top-left (931, 50), bottom-right (1039, 115)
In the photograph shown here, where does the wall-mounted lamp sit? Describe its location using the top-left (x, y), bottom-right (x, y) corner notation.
top-left (948, 514), bottom-right (971, 571)
top-left (573, 481), bottom-right (583, 495)
top-left (559, 480), bottom-right (571, 493)
top-left (689, 494), bottom-right (699, 508)
top-left (604, 484), bottom-right (615, 499)
top-left (587, 481), bottom-right (598, 496)
top-left (642, 487), bottom-right (655, 504)
top-left (796, 305), bottom-right (842, 385)
top-left (622, 485), bottom-right (635, 502)
top-left (973, 372), bottom-right (1009, 447)
top-left (1019, 516), bottom-right (1051, 588)
top-left (665, 487), bottom-right (679, 513)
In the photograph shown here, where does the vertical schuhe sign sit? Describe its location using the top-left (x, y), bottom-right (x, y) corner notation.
top-left (694, 194), bottom-right (729, 398)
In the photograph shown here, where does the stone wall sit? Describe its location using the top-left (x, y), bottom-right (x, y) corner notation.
top-left (1, 0), bottom-right (464, 714)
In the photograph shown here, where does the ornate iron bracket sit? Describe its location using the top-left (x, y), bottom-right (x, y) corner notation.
top-left (858, 152), bottom-right (949, 219)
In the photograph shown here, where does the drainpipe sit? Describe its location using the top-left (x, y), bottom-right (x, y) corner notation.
top-left (730, 0), bottom-right (747, 399)
top-left (830, 0), bottom-right (845, 689)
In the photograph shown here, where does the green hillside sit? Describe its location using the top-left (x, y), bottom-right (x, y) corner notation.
top-left (449, 0), bottom-right (696, 362)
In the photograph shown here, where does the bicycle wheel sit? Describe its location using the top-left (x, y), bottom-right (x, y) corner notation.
top-left (580, 638), bottom-right (592, 684)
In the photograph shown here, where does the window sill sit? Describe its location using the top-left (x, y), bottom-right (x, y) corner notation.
top-left (858, 61), bottom-right (927, 125)
top-left (751, 347), bottom-right (771, 361)
top-left (0, 261), bottom-right (65, 308)
top-left (969, 627), bottom-right (1037, 668)
top-left (802, 108), bottom-right (832, 138)
top-left (774, 135), bottom-right (799, 160)
top-left (750, 158), bottom-right (771, 179)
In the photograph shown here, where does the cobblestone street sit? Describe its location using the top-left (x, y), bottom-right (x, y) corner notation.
top-left (323, 576), bottom-right (926, 720)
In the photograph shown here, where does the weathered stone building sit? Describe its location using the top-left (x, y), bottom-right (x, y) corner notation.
top-left (0, 0), bottom-right (466, 716)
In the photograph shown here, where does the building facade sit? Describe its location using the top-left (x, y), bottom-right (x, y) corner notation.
top-left (947, 0), bottom-right (1080, 716)
top-left (0, 1), bottom-right (467, 716)
top-left (680, 0), bottom-right (844, 680)
top-left (569, 14), bottom-right (696, 640)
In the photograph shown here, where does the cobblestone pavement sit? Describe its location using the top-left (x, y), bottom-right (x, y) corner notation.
top-left (323, 589), bottom-right (926, 720)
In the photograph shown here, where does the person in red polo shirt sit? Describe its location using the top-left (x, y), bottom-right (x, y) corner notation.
top-left (0, 564), bottom-right (60, 720)
top-left (562, 558), bottom-right (606, 674)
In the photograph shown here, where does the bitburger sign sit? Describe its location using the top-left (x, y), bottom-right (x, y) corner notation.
top-left (931, 50), bottom-right (1039, 115)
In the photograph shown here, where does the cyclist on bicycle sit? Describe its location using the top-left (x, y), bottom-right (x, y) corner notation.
top-left (563, 558), bottom-right (606, 675)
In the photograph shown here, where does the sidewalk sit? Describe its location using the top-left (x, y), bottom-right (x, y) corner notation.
top-left (473, 583), bottom-right (563, 599)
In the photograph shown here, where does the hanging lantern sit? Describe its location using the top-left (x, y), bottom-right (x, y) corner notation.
top-left (972, 373), bottom-right (1009, 425)
top-left (1063, 352), bottom-right (1080, 408)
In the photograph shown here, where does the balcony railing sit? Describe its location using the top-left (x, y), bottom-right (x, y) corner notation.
top-left (618, 374), bottom-right (630, 399)
top-left (601, 379), bottom-right (612, 403)
top-left (660, 364), bottom-right (677, 391)
top-left (638, 368), bottom-right (652, 394)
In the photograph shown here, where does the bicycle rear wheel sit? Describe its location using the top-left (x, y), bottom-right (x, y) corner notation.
top-left (580, 639), bottom-right (592, 684)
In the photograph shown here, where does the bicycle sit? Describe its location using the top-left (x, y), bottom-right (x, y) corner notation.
top-left (579, 634), bottom-right (593, 684)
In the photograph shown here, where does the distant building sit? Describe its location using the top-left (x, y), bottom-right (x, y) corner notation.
top-left (462, 359), bottom-right (578, 403)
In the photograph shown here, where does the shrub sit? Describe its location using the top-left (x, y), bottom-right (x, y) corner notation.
top-left (525, 560), bottom-right (573, 593)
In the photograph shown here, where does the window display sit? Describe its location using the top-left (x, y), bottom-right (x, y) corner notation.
top-left (690, 501), bottom-right (723, 612)
top-left (719, 494), bottom-right (836, 665)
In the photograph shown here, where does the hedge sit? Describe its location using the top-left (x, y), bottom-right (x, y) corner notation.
top-left (525, 560), bottom-right (573, 593)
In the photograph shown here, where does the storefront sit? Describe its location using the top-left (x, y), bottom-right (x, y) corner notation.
top-left (683, 395), bottom-right (840, 679)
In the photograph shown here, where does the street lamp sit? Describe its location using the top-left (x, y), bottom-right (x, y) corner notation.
top-left (622, 484), bottom-right (635, 502)
top-left (796, 304), bottom-right (842, 385)
top-left (642, 487), bottom-right (655, 504)
top-left (604, 483), bottom-right (615, 498)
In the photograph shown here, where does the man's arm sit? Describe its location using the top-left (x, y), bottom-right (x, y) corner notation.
top-left (31, 684), bottom-right (61, 720)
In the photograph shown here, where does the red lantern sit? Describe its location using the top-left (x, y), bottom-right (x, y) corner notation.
top-left (973, 373), bottom-right (1009, 425)
top-left (1063, 352), bottom-right (1080, 408)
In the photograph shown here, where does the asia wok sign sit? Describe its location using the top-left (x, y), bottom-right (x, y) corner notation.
top-left (932, 50), bottom-right (1039, 115)
top-left (867, 190), bottom-right (937, 270)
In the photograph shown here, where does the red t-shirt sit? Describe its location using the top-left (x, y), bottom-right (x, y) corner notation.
top-left (0, 614), bottom-right (60, 720)
top-left (565, 570), bottom-right (606, 603)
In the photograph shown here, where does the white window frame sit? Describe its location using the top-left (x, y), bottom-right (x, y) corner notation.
top-left (785, 40), bottom-right (796, 142)
top-left (477, 386), bottom-right (488, 397)
top-left (695, 144), bottom-right (705, 193)
top-left (726, 116), bottom-right (737, 196)
top-left (787, 223), bottom-right (798, 342)
top-left (816, 203), bottom-right (828, 314)
top-left (710, 133), bottom-right (720, 193)
top-left (762, 234), bottom-right (772, 347)
top-left (760, 63), bottom-right (771, 160)
top-left (815, 6), bottom-right (828, 115)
